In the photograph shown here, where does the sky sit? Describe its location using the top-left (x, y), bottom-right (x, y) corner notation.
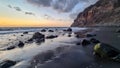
top-left (0, 0), bottom-right (98, 27)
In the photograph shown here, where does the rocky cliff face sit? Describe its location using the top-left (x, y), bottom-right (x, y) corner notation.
top-left (71, 0), bottom-right (120, 27)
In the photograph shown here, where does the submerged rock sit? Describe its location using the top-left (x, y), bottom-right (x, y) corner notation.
top-left (31, 50), bottom-right (54, 64)
top-left (48, 30), bottom-right (54, 32)
top-left (41, 29), bottom-right (46, 32)
top-left (0, 60), bottom-right (16, 68)
top-left (86, 33), bottom-right (96, 37)
top-left (76, 42), bottom-right (81, 45)
top-left (90, 38), bottom-right (100, 44)
top-left (46, 35), bottom-right (58, 39)
top-left (23, 31), bottom-right (28, 34)
top-left (75, 34), bottom-right (86, 38)
top-left (82, 39), bottom-right (91, 46)
top-left (94, 43), bottom-right (120, 62)
top-left (18, 41), bottom-right (24, 48)
top-left (6, 46), bottom-right (16, 50)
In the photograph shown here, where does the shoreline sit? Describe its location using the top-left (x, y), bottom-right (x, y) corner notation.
top-left (0, 27), bottom-right (120, 68)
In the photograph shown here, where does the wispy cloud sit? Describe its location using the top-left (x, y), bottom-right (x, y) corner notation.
top-left (25, 12), bottom-right (35, 16)
top-left (7, 5), bottom-right (35, 16)
top-left (8, 5), bottom-right (12, 8)
top-left (14, 7), bottom-right (22, 11)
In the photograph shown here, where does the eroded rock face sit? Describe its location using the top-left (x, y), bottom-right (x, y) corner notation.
top-left (71, 0), bottom-right (120, 27)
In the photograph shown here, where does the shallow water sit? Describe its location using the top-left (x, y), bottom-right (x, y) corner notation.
top-left (0, 27), bottom-right (86, 68)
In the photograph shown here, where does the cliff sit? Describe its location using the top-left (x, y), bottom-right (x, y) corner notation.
top-left (71, 0), bottom-right (120, 27)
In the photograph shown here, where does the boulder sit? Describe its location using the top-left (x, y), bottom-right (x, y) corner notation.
top-left (0, 60), bottom-right (16, 68)
top-left (48, 30), bottom-right (54, 32)
top-left (18, 41), bottom-right (24, 48)
top-left (82, 39), bottom-right (91, 46)
top-left (41, 29), bottom-right (46, 32)
top-left (90, 38), bottom-right (100, 44)
top-left (46, 35), bottom-right (58, 39)
top-left (67, 28), bottom-right (72, 32)
top-left (32, 32), bottom-right (45, 40)
top-left (31, 32), bottom-right (45, 43)
top-left (94, 43), bottom-right (120, 62)
top-left (23, 31), bottom-right (28, 34)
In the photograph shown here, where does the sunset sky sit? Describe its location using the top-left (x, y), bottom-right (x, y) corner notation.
top-left (0, 0), bottom-right (98, 27)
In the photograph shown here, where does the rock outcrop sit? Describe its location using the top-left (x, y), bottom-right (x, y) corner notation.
top-left (71, 0), bottom-right (120, 27)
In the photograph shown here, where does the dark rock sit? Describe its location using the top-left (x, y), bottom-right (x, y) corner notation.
top-left (86, 34), bottom-right (96, 37)
top-left (76, 42), bottom-right (81, 45)
top-left (32, 32), bottom-right (45, 40)
top-left (23, 31), bottom-right (28, 34)
top-left (8, 39), bottom-right (11, 41)
top-left (27, 38), bottom-right (33, 42)
top-left (21, 35), bottom-right (24, 36)
top-left (94, 43), bottom-right (120, 62)
top-left (46, 35), bottom-right (58, 39)
top-left (63, 29), bottom-right (67, 31)
top-left (48, 30), bottom-right (54, 32)
top-left (35, 38), bottom-right (45, 44)
top-left (0, 60), bottom-right (16, 68)
top-left (90, 38), bottom-right (100, 44)
top-left (18, 41), bottom-right (24, 48)
top-left (31, 32), bottom-right (45, 43)
top-left (75, 34), bottom-right (86, 38)
top-left (75, 34), bottom-right (80, 38)
top-left (82, 39), bottom-right (91, 46)
top-left (116, 29), bottom-right (120, 33)
top-left (68, 34), bottom-right (72, 37)
top-left (6, 46), bottom-right (15, 50)
top-left (41, 29), bottom-right (46, 32)
top-left (13, 34), bottom-right (16, 36)
top-left (67, 28), bottom-right (72, 32)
